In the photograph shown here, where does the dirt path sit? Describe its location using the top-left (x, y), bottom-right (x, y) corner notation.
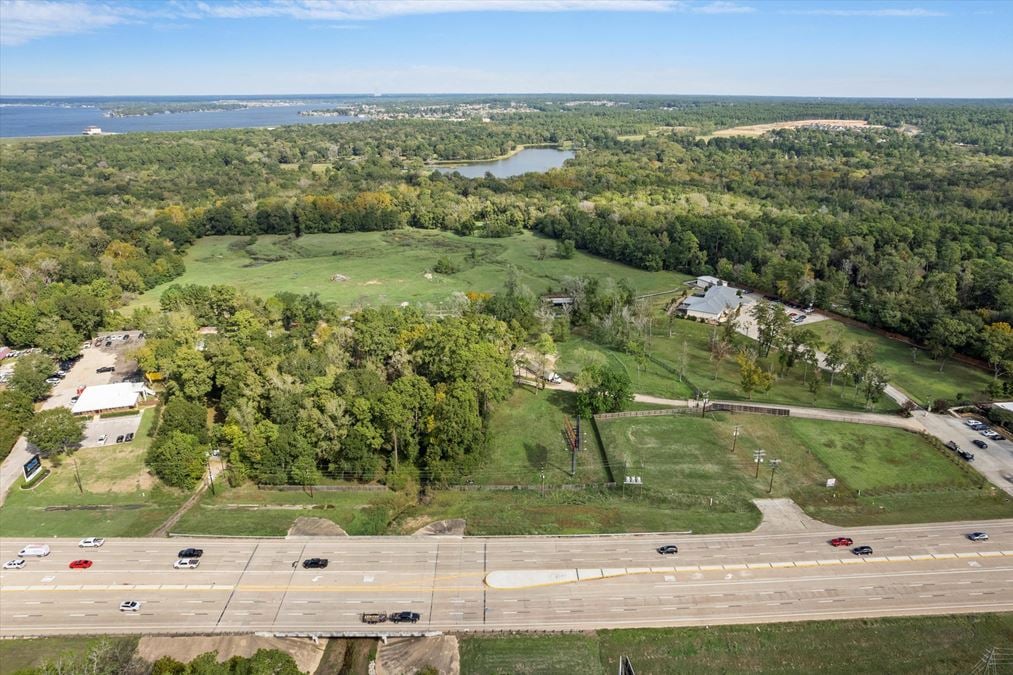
top-left (148, 457), bottom-right (225, 537)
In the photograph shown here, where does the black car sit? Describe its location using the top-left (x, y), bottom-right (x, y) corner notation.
top-left (957, 450), bottom-right (975, 461)
top-left (115, 435), bottom-right (125, 443)
top-left (944, 441), bottom-right (959, 452)
top-left (124, 432), bottom-right (134, 442)
top-left (302, 558), bottom-right (328, 569)
top-left (851, 545), bottom-right (874, 556)
top-left (656, 545), bottom-right (679, 555)
top-left (972, 439), bottom-right (988, 449)
top-left (96, 366), bottom-right (115, 373)
top-left (389, 611), bottom-right (421, 623)
top-left (177, 548), bottom-right (203, 558)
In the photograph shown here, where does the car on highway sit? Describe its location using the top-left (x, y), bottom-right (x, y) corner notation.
top-left (390, 611), bottom-right (421, 623)
top-left (79, 537), bottom-right (105, 548)
top-left (18, 544), bottom-right (50, 557)
top-left (3, 559), bottom-right (26, 570)
top-left (829, 537), bottom-right (854, 547)
top-left (119, 600), bottom-right (141, 612)
top-left (851, 545), bottom-right (874, 556)
top-left (361, 612), bottom-right (388, 624)
top-left (972, 439), bottom-right (988, 449)
top-left (967, 532), bottom-right (989, 541)
top-left (174, 558), bottom-right (200, 569)
top-left (656, 545), bottom-right (679, 555)
top-left (302, 558), bottom-right (329, 569)
top-left (96, 366), bottom-right (115, 373)
top-left (177, 548), bottom-right (203, 558)
top-left (69, 560), bottom-right (93, 569)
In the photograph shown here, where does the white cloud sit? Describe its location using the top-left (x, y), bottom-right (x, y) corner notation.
top-left (784, 7), bottom-right (946, 17)
top-left (0, 0), bottom-right (132, 45)
top-left (691, 2), bottom-right (755, 14)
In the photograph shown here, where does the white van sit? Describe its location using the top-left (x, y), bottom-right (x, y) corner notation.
top-left (18, 544), bottom-right (50, 557)
top-left (544, 372), bottom-right (563, 384)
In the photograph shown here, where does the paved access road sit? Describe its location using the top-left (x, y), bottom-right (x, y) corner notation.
top-left (2, 520), bottom-right (1012, 637)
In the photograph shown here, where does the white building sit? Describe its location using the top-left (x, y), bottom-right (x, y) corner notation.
top-left (71, 382), bottom-right (154, 416)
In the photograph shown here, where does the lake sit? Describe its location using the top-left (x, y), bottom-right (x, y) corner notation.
top-left (0, 98), bottom-right (359, 137)
top-left (437, 148), bottom-right (574, 178)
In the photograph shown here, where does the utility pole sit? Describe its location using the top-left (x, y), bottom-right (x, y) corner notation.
top-left (540, 464), bottom-right (546, 497)
top-left (72, 457), bottom-right (83, 494)
top-left (731, 425), bottom-right (741, 453)
top-left (753, 448), bottom-right (766, 479)
top-left (767, 458), bottom-right (782, 493)
top-left (207, 457), bottom-right (216, 496)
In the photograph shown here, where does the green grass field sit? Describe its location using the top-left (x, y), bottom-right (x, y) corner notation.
top-left (459, 614), bottom-right (1013, 675)
top-left (129, 230), bottom-right (692, 311)
top-left (595, 413), bottom-right (1013, 527)
top-left (558, 317), bottom-right (897, 412)
top-left (0, 409), bottom-right (189, 537)
top-left (805, 319), bottom-right (995, 406)
top-left (0, 636), bottom-right (139, 675)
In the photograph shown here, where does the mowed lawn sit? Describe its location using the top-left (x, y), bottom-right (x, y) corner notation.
top-left (805, 319), bottom-right (995, 406)
top-left (129, 230), bottom-right (692, 311)
top-left (595, 413), bottom-right (1013, 527)
top-left (471, 386), bottom-right (609, 486)
top-left (0, 409), bottom-right (188, 537)
top-left (458, 613), bottom-right (1013, 675)
top-left (558, 317), bottom-right (897, 412)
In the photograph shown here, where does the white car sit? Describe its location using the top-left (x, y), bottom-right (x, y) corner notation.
top-left (79, 537), bottom-right (105, 548)
top-left (3, 559), bottom-right (26, 570)
top-left (119, 600), bottom-right (141, 612)
top-left (964, 420), bottom-right (983, 428)
top-left (97, 435), bottom-right (107, 445)
top-left (174, 558), bottom-right (200, 569)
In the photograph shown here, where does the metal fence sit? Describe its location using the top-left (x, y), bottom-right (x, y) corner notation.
top-left (709, 402), bottom-right (790, 416)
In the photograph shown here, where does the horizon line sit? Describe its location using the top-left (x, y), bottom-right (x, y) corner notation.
top-left (2, 92), bottom-right (1012, 101)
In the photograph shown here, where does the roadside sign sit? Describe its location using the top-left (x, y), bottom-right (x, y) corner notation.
top-left (23, 454), bottom-right (42, 481)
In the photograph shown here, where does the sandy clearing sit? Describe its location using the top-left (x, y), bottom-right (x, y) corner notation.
top-left (706, 119), bottom-right (884, 138)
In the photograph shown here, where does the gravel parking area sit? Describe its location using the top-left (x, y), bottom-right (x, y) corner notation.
top-left (41, 331), bottom-right (145, 412)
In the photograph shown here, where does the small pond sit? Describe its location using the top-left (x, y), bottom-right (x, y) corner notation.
top-left (436, 147), bottom-right (574, 178)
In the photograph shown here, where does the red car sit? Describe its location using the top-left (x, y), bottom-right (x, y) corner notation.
top-left (829, 537), bottom-right (854, 547)
top-left (68, 559), bottom-right (93, 569)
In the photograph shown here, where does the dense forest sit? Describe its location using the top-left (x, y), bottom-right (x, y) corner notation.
top-left (2, 96), bottom-right (1012, 390)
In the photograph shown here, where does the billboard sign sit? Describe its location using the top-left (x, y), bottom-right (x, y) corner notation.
top-left (23, 454), bottom-right (42, 482)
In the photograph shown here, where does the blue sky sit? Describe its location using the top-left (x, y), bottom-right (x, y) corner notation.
top-left (1, 0), bottom-right (1010, 97)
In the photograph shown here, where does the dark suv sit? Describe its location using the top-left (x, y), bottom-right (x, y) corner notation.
top-left (177, 548), bottom-right (203, 558)
top-left (851, 545), bottom-right (874, 556)
top-left (96, 366), bottom-right (115, 373)
top-left (390, 611), bottom-right (421, 623)
top-left (656, 545), bottom-right (679, 555)
top-left (302, 558), bottom-right (328, 569)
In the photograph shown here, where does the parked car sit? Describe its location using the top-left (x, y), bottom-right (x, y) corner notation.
top-left (45, 377), bottom-right (61, 385)
top-left (302, 558), bottom-right (329, 569)
top-left (945, 440), bottom-right (959, 451)
top-left (957, 450), bottom-right (975, 461)
top-left (967, 532), bottom-right (989, 541)
top-left (97, 435), bottom-right (107, 445)
top-left (361, 613), bottom-right (388, 624)
top-left (124, 432), bottom-right (134, 442)
top-left (96, 366), bottom-right (115, 373)
top-left (389, 611), bottom-right (421, 623)
top-left (115, 435), bottom-right (125, 443)
top-left (3, 559), bottom-right (26, 569)
top-left (119, 600), bottom-right (141, 612)
top-left (656, 545), bottom-right (679, 555)
top-left (174, 558), bottom-right (200, 569)
top-left (851, 546), bottom-right (874, 556)
top-left (829, 537), bottom-right (854, 547)
top-left (79, 537), bottom-right (105, 548)
top-left (177, 548), bottom-right (203, 558)
top-left (972, 439), bottom-right (988, 449)
top-left (983, 431), bottom-right (1002, 440)
top-left (68, 560), bottom-right (93, 569)
top-left (964, 419), bottom-right (984, 428)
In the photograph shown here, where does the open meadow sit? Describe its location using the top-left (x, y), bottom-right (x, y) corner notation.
top-left (129, 230), bottom-right (692, 311)
top-left (804, 319), bottom-right (995, 406)
top-left (594, 412), bottom-right (1013, 527)
top-left (458, 613), bottom-right (1013, 675)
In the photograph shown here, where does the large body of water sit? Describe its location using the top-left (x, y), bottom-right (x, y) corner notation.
top-left (437, 148), bottom-right (574, 178)
top-left (0, 96), bottom-right (359, 137)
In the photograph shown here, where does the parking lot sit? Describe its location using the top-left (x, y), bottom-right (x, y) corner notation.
top-left (80, 413), bottom-right (144, 449)
top-left (40, 331), bottom-right (145, 412)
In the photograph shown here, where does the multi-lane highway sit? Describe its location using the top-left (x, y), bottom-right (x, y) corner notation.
top-left (2, 519), bottom-right (1012, 637)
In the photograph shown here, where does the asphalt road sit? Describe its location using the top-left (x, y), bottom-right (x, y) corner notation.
top-left (2, 520), bottom-right (1012, 637)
